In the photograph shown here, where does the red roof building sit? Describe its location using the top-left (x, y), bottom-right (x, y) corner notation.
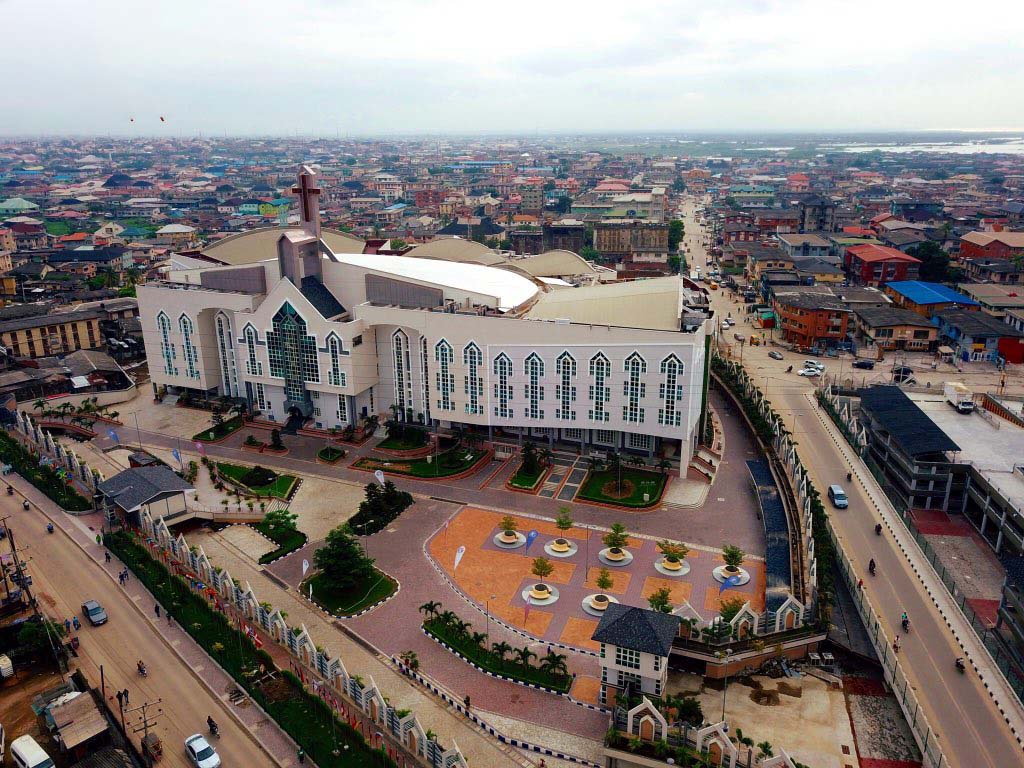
top-left (846, 244), bottom-right (921, 286)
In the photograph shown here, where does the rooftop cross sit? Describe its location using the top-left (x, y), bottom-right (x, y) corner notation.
top-left (291, 165), bottom-right (321, 238)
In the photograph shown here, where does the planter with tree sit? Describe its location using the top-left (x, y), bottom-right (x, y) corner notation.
top-left (655, 539), bottom-right (691, 576)
top-left (525, 557), bottom-right (558, 603)
top-left (494, 514), bottom-right (525, 548)
top-left (544, 507), bottom-right (578, 557)
top-left (599, 522), bottom-right (633, 565)
top-left (583, 567), bottom-right (619, 615)
top-left (713, 544), bottom-right (750, 585)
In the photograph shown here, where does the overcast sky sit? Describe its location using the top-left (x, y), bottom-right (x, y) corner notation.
top-left (3, 0), bottom-right (1022, 136)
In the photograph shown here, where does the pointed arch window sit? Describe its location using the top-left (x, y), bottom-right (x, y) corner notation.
top-left (419, 336), bottom-right (431, 423)
top-left (524, 353), bottom-right (545, 419)
top-left (327, 334), bottom-right (347, 387)
top-left (243, 326), bottom-right (263, 376)
top-left (265, 302), bottom-right (319, 401)
top-left (157, 311), bottom-right (177, 377)
top-left (555, 351), bottom-right (577, 420)
top-left (463, 342), bottom-right (483, 415)
top-left (658, 354), bottom-right (684, 427)
top-left (179, 314), bottom-right (200, 380)
top-left (392, 330), bottom-right (412, 414)
top-left (493, 353), bottom-right (513, 418)
top-left (622, 352), bottom-right (647, 424)
top-left (588, 352), bottom-right (610, 422)
top-left (434, 339), bottom-right (454, 411)
top-left (215, 313), bottom-right (238, 397)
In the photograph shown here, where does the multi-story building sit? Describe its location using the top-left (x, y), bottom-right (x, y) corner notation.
top-left (594, 221), bottom-right (669, 262)
top-left (772, 291), bottom-right (850, 348)
top-left (883, 281), bottom-right (979, 317)
top-left (0, 306), bottom-right (104, 358)
top-left (799, 197), bottom-right (836, 233)
top-left (960, 231), bottom-right (1024, 262)
top-left (852, 306), bottom-right (938, 351)
top-left (592, 604), bottom-right (679, 705)
top-left (776, 233), bottom-right (831, 260)
top-left (845, 244), bottom-right (921, 287)
top-left (138, 169), bottom-right (710, 469)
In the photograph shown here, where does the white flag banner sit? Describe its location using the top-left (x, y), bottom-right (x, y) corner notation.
top-left (453, 545), bottom-right (466, 573)
top-left (302, 559), bottom-right (310, 576)
top-left (374, 470), bottom-right (386, 485)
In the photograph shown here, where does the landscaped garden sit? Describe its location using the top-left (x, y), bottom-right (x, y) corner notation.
top-left (377, 427), bottom-right (429, 451)
top-left (104, 530), bottom-right (397, 767)
top-left (0, 430), bottom-right (92, 511)
top-left (353, 446), bottom-right (487, 478)
top-left (252, 508), bottom-right (307, 564)
top-left (216, 462), bottom-right (298, 499)
top-left (192, 414), bottom-right (244, 442)
top-left (306, 524), bottom-right (397, 615)
top-left (578, 462), bottom-right (667, 507)
top-left (317, 445), bottom-right (346, 463)
top-left (419, 602), bottom-right (572, 692)
top-left (346, 481), bottom-right (414, 535)
top-left (508, 441), bottom-right (551, 490)
top-left (304, 570), bottom-right (396, 616)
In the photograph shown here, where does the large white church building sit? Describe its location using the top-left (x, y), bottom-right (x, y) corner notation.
top-left (138, 167), bottom-right (711, 470)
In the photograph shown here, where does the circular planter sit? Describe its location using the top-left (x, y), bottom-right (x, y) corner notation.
top-left (582, 593), bottom-right (620, 617)
top-left (493, 530), bottom-right (526, 549)
top-left (654, 557), bottom-right (691, 577)
top-left (598, 547), bottom-right (633, 567)
top-left (520, 584), bottom-right (559, 606)
top-left (544, 538), bottom-right (578, 558)
top-left (712, 564), bottom-right (751, 586)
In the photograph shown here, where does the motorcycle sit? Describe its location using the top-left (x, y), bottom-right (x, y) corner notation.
top-left (6, 485), bottom-right (13, 495)
top-left (902, 618), bottom-right (911, 633)
top-left (786, 365), bottom-right (793, 373)
top-left (47, 523), bottom-right (54, 534)
top-left (875, 523), bottom-right (882, 536)
top-left (207, 717), bottom-right (220, 738)
top-left (22, 500), bottom-right (29, 511)
top-left (868, 559), bottom-right (876, 576)
top-left (137, 660), bottom-right (148, 677)
top-left (956, 658), bottom-right (966, 674)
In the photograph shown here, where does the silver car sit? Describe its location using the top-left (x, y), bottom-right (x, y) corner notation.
top-left (81, 600), bottom-right (108, 626)
top-left (185, 734), bottom-right (221, 768)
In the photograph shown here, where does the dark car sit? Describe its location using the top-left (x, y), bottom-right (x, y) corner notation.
top-left (852, 360), bottom-right (875, 370)
top-left (81, 600), bottom-right (108, 626)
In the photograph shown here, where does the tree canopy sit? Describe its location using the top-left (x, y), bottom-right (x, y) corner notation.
top-left (314, 526), bottom-right (376, 589)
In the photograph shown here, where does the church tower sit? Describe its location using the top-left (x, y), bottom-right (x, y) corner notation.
top-left (278, 165), bottom-right (323, 286)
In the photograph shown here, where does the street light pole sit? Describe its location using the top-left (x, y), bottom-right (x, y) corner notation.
top-left (485, 593), bottom-right (496, 643)
top-left (717, 648), bottom-right (733, 723)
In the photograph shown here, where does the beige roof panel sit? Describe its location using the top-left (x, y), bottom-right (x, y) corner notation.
top-left (203, 227), bottom-right (364, 264)
top-left (514, 249), bottom-right (597, 278)
top-left (406, 238), bottom-right (507, 266)
top-left (525, 276), bottom-right (682, 331)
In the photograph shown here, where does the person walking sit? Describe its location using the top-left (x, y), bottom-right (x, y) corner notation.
top-left (64, 618), bottom-right (72, 634)
top-left (105, 551), bottom-right (112, 564)
top-left (122, 688), bottom-right (130, 705)
top-left (154, 604), bottom-right (160, 619)
top-left (297, 747), bottom-right (305, 764)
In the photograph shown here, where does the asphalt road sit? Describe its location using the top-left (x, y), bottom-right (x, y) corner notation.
top-left (680, 198), bottom-right (1024, 766)
top-left (3, 493), bottom-right (278, 768)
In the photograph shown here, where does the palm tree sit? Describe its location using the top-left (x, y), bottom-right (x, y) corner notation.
top-left (586, 455), bottom-right (604, 473)
top-left (437, 610), bottom-right (458, 628)
top-left (491, 641), bottom-right (513, 663)
top-left (656, 458), bottom-right (672, 475)
top-left (538, 447), bottom-right (553, 467)
top-left (470, 631), bottom-right (488, 649)
top-left (32, 398), bottom-right (47, 415)
top-left (514, 647), bottom-right (536, 669)
top-left (419, 601), bottom-right (441, 621)
top-left (606, 451), bottom-right (624, 493)
top-left (539, 650), bottom-right (568, 677)
top-left (452, 619), bottom-right (472, 638)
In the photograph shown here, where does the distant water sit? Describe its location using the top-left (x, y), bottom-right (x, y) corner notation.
top-left (824, 139), bottom-right (1024, 155)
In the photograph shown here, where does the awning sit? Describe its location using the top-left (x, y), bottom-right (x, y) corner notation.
top-left (937, 346), bottom-right (954, 355)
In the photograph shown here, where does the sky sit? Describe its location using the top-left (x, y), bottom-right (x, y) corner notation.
top-left (2, 0), bottom-right (1023, 136)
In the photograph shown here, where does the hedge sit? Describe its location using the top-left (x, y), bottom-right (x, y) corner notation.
top-left (0, 429), bottom-right (92, 511)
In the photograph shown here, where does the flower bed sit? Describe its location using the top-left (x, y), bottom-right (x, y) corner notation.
top-left (316, 446), bottom-right (346, 464)
top-left (103, 531), bottom-right (395, 767)
top-left (192, 415), bottom-right (244, 443)
top-left (304, 571), bottom-right (397, 616)
top-left (216, 462), bottom-right (298, 499)
top-left (353, 448), bottom-right (488, 479)
top-left (507, 461), bottom-right (548, 491)
top-left (376, 430), bottom-right (428, 451)
top-left (577, 468), bottom-right (667, 508)
top-left (252, 521), bottom-right (308, 565)
top-left (0, 430), bottom-right (92, 511)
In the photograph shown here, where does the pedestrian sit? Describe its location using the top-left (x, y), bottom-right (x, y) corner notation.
top-left (857, 578), bottom-right (863, 590)
top-left (122, 688), bottom-right (130, 705)
top-left (167, 611), bottom-right (173, 626)
top-left (64, 618), bottom-right (71, 633)
top-left (105, 551), bottom-right (111, 563)
top-left (95, 533), bottom-right (101, 545)
top-left (73, 616), bottom-right (81, 631)
top-left (154, 604), bottom-right (160, 619)
top-left (893, 636), bottom-right (900, 655)
top-left (297, 747), bottom-right (305, 764)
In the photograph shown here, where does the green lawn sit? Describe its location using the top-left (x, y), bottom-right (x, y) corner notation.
top-left (377, 430), bottom-right (428, 451)
top-left (304, 571), bottom-right (397, 616)
top-left (317, 446), bottom-right (346, 462)
top-left (44, 221), bottom-right (72, 236)
top-left (423, 617), bottom-right (571, 692)
top-left (216, 462), bottom-right (298, 499)
top-left (577, 467), bottom-right (667, 508)
top-left (353, 448), bottom-right (486, 478)
top-left (192, 415), bottom-right (244, 442)
top-left (252, 521), bottom-right (307, 564)
top-left (104, 532), bottom-right (396, 767)
top-left (508, 461), bottom-right (546, 490)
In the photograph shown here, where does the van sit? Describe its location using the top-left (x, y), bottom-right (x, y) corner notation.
top-left (827, 485), bottom-right (849, 509)
top-left (10, 735), bottom-right (54, 768)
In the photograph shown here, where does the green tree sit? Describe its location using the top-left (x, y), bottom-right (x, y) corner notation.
top-left (390, 238), bottom-right (407, 250)
top-left (719, 596), bottom-right (746, 623)
top-left (515, 647), bottom-right (536, 668)
top-left (419, 601), bottom-right (441, 620)
top-left (17, 619), bottom-right (67, 655)
top-left (263, 508), bottom-right (298, 539)
top-left (491, 641), bottom-right (513, 662)
top-left (539, 650), bottom-right (568, 676)
top-left (908, 241), bottom-right (951, 282)
top-left (531, 557), bottom-right (554, 580)
top-left (722, 545), bottom-right (745, 569)
top-left (757, 741), bottom-right (774, 759)
top-left (596, 568), bottom-right (614, 592)
top-left (520, 441), bottom-right (539, 475)
top-left (270, 429), bottom-right (284, 450)
top-left (668, 219), bottom-right (685, 251)
top-left (555, 507), bottom-right (573, 533)
top-left (313, 526), bottom-right (376, 590)
top-left (500, 514), bottom-right (518, 533)
top-left (603, 522), bottom-right (630, 550)
top-left (657, 540), bottom-right (689, 562)
top-left (580, 245), bottom-right (600, 261)
top-left (647, 586), bottom-right (673, 613)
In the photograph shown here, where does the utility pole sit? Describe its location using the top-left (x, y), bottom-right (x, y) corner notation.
top-left (128, 698), bottom-right (164, 740)
top-left (1, 517), bottom-right (37, 613)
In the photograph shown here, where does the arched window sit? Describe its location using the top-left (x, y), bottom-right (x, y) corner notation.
top-left (157, 312), bottom-right (177, 376)
top-left (555, 351), bottom-right (576, 420)
top-left (434, 339), bottom-right (454, 411)
top-left (493, 353), bottom-right (513, 418)
top-left (524, 353), bottom-right (545, 419)
top-left (244, 326), bottom-right (262, 376)
top-left (392, 330), bottom-right (412, 415)
top-left (463, 342), bottom-right (483, 415)
top-left (658, 354), bottom-right (684, 427)
top-left (265, 302), bottom-right (319, 401)
top-left (419, 336), bottom-right (431, 423)
top-left (327, 334), bottom-right (346, 387)
top-left (588, 352), bottom-right (610, 422)
top-left (179, 314), bottom-right (199, 380)
top-left (622, 352), bottom-right (647, 424)
top-left (215, 313), bottom-right (238, 397)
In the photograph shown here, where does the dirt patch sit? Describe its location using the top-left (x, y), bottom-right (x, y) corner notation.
top-left (777, 680), bottom-right (802, 698)
top-left (0, 663), bottom-right (66, 748)
top-left (750, 687), bottom-right (780, 706)
top-left (258, 675), bottom-right (296, 704)
top-left (600, 479), bottom-right (636, 499)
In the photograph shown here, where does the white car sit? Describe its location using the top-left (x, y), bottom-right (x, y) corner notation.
top-left (798, 368), bottom-right (821, 377)
top-left (803, 360), bottom-right (825, 370)
top-left (185, 734), bottom-right (221, 768)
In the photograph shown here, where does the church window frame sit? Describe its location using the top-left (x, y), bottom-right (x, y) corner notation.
top-left (434, 339), bottom-right (455, 411)
top-left (157, 311), bottom-right (177, 377)
top-left (493, 352), bottom-right (513, 418)
top-left (463, 342), bottom-right (483, 415)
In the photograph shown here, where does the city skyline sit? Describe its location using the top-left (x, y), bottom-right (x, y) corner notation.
top-left (3, 0), bottom-right (1022, 136)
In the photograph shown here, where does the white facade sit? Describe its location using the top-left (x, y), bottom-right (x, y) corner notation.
top-left (598, 641), bottom-right (669, 703)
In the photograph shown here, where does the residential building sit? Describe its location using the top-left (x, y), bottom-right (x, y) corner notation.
top-left (776, 233), bottom-right (831, 260)
top-left (846, 244), bottom-right (921, 287)
top-left (962, 259), bottom-right (1023, 285)
top-left (592, 604), bottom-right (679, 704)
top-left (959, 231), bottom-right (1024, 262)
top-left (792, 257), bottom-right (844, 284)
top-left (799, 197), bottom-right (836, 233)
top-left (890, 198), bottom-right (943, 222)
top-left (0, 197), bottom-right (39, 216)
top-left (883, 281), bottom-right (978, 317)
top-left (0, 305), bottom-right (104, 358)
top-left (728, 185), bottom-right (774, 207)
top-left (773, 291), bottom-right (850, 348)
top-left (98, 465), bottom-right (195, 525)
top-left (594, 221), bottom-right (669, 262)
top-left (933, 308), bottom-right (1024, 364)
top-left (853, 306), bottom-right (938, 352)
top-left (957, 283), bottom-right (1024, 318)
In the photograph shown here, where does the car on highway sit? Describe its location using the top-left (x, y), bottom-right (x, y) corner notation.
top-left (185, 734), bottom-right (221, 768)
top-left (768, 351), bottom-right (784, 360)
top-left (81, 600), bottom-right (108, 626)
top-left (797, 367), bottom-right (821, 376)
top-left (827, 484), bottom-right (849, 509)
top-left (852, 359), bottom-right (875, 370)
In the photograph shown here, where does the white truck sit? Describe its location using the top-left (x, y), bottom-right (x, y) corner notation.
top-left (944, 381), bottom-right (975, 414)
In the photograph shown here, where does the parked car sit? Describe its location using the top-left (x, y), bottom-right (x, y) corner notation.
top-left (797, 368), bottom-right (821, 377)
top-left (803, 360), bottom-right (826, 371)
top-left (185, 734), bottom-right (221, 768)
top-left (81, 600), bottom-right (108, 626)
top-left (768, 351), bottom-right (784, 360)
top-left (852, 360), bottom-right (875, 370)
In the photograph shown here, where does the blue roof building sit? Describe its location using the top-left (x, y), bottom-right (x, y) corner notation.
top-left (883, 281), bottom-right (979, 316)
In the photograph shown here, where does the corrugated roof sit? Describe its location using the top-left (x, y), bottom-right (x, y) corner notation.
top-left (885, 281), bottom-right (978, 307)
top-left (859, 386), bottom-right (961, 456)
